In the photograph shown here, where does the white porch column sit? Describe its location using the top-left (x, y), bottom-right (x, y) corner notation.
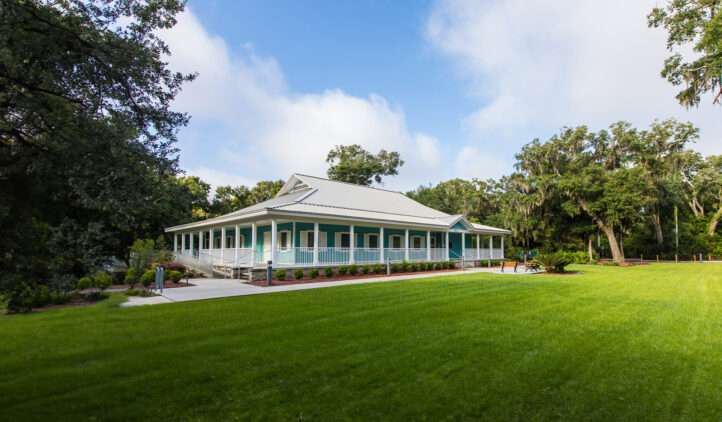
top-left (426, 230), bottom-right (431, 261)
top-left (270, 220), bottom-right (277, 264)
top-left (235, 225), bottom-right (240, 264)
top-left (175, 234), bottom-right (179, 252)
top-left (250, 223), bottom-right (257, 267)
top-left (489, 235), bottom-right (494, 266)
top-left (476, 234), bottom-right (480, 260)
top-left (404, 229), bottom-right (409, 261)
top-left (379, 227), bottom-right (385, 264)
top-left (189, 233), bottom-right (193, 252)
top-left (349, 224), bottom-right (355, 264)
top-left (198, 231), bottom-right (203, 253)
top-left (209, 229), bottom-right (214, 250)
top-left (461, 232), bottom-right (466, 260)
top-left (501, 236), bottom-right (505, 259)
top-left (313, 222), bottom-right (319, 266)
top-left (292, 222), bottom-right (296, 265)
top-left (445, 231), bottom-right (449, 261)
top-left (221, 226), bottom-right (226, 263)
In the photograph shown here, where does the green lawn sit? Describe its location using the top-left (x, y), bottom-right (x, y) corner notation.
top-left (1, 264), bottom-right (720, 421)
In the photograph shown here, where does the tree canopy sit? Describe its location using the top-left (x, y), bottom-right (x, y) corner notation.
top-left (648, 0), bottom-right (722, 107)
top-left (0, 0), bottom-right (193, 296)
top-left (326, 144), bottom-right (404, 186)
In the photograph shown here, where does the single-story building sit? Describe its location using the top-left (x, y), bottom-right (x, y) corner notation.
top-left (165, 174), bottom-right (510, 278)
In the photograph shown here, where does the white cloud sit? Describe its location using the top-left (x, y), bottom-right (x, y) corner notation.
top-left (160, 9), bottom-right (451, 191)
top-left (427, 0), bottom-right (722, 157)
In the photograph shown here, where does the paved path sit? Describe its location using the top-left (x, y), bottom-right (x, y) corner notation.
top-left (120, 267), bottom-right (543, 307)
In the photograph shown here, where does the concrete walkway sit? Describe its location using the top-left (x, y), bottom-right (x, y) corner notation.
top-left (120, 267), bottom-right (543, 307)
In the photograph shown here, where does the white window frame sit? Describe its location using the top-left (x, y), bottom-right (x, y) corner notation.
top-left (411, 236), bottom-right (423, 249)
top-left (277, 230), bottom-right (291, 250)
top-left (390, 235), bottom-right (403, 249)
top-left (364, 233), bottom-right (380, 249)
top-left (335, 232), bottom-right (355, 249)
top-left (300, 230), bottom-right (314, 248)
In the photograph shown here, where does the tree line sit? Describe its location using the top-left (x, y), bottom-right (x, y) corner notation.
top-left (408, 120), bottom-right (722, 262)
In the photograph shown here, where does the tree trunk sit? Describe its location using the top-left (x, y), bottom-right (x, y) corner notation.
top-left (652, 212), bottom-right (663, 245)
top-left (709, 206), bottom-right (722, 236)
top-left (577, 199), bottom-right (625, 262)
top-left (587, 236), bottom-right (597, 261)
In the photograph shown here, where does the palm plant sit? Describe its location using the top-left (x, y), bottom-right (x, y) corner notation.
top-left (534, 252), bottom-right (574, 273)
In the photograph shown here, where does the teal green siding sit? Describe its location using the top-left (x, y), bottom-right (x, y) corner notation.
top-left (450, 222), bottom-right (467, 231)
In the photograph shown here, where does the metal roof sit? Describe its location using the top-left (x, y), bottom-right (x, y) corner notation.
top-left (166, 174), bottom-right (511, 234)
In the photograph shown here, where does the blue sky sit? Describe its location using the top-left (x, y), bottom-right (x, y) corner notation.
top-left (161, 0), bottom-right (721, 191)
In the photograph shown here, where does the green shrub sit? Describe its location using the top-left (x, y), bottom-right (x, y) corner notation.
top-left (349, 264), bottom-right (358, 275)
top-left (94, 272), bottom-right (112, 291)
top-left (77, 277), bottom-right (92, 291)
top-left (442, 261), bottom-right (449, 269)
top-left (590, 258), bottom-right (599, 265)
top-left (338, 265), bottom-right (348, 276)
top-left (310, 268), bottom-right (319, 278)
top-left (294, 268), bottom-right (304, 279)
top-left (571, 251), bottom-right (590, 264)
top-left (125, 269), bottom-right (140, 288)
top-left (391, 263), bottom-right (399, 273)
top-left (373, 264), bottom-right (382, 274)
top-left (449, 261), bottom-right (456, 269)
top-left (85, 291), bottom-right (108, 301)
top-left (324, 267), bottom-right (333, 277)
top-left (275, 269), bottom-right (286, 281)
top-left (182, 271), bottom-right (193, 280)
top-left (362, 264), bottom-right (370, 274)
top-left (111, 270), bottom-right (127, 285)
top-left (434, 262), bottom-right (441, 270)
top-left (401, 260), bottom-right (409, 272)
top-left (536, 252), bottom-right (575, 273)
top-left (411, 263), bottom-right (419, 271)
top-left (49, 293), bottom-right (72, 305)
top-left (140, 270), bottom-right (155, 288)
top-left (602, 261), bottom-right (620, 266)
top-left (167, 270), bottom-right (182, 283)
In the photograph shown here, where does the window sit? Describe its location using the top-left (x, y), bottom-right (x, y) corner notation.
top-left (430, 237), bottom-right (436, 248)
top-left (366, 234), bottom-right (379, 249)
top-left (340, 233), bottom-right (350, 248)
top-left (412, 236), bottom-right (422, 249)
top-left (225, 235), bottom-right (233, 248)
top-left (306, 232), bottom-right (314, 248)
top-left (278, 231), bottom-right (290, 249)
top-left (391, 235), bottom-right (402, 249)
top-left (214, 236), bottom-right (221, 249)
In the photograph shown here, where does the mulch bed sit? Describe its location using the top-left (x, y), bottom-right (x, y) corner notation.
top-left (246, 268), bottom-right (467, 287)
top-left (596, 261), bottom-right (650, 267)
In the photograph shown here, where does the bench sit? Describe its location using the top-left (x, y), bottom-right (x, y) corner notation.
top-left (501, 261), bottom-right (518, 273)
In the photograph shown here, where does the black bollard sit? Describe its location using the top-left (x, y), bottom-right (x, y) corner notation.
top-left (266, 260), bottom-right (272, 285)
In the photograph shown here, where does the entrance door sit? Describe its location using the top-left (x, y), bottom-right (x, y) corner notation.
top-left (263, 232), bottom-right (271, 262)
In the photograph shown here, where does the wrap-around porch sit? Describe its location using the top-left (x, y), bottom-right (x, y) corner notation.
top-left (173, 219), bottom-right (505, 269)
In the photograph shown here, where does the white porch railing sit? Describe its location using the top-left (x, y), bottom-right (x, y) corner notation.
top-left (174, 246), bottom-right (505, 270)
top-left (355, 248), bottom-right (381, 263)
top-left (430, 248), bottom-right (446, 261)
